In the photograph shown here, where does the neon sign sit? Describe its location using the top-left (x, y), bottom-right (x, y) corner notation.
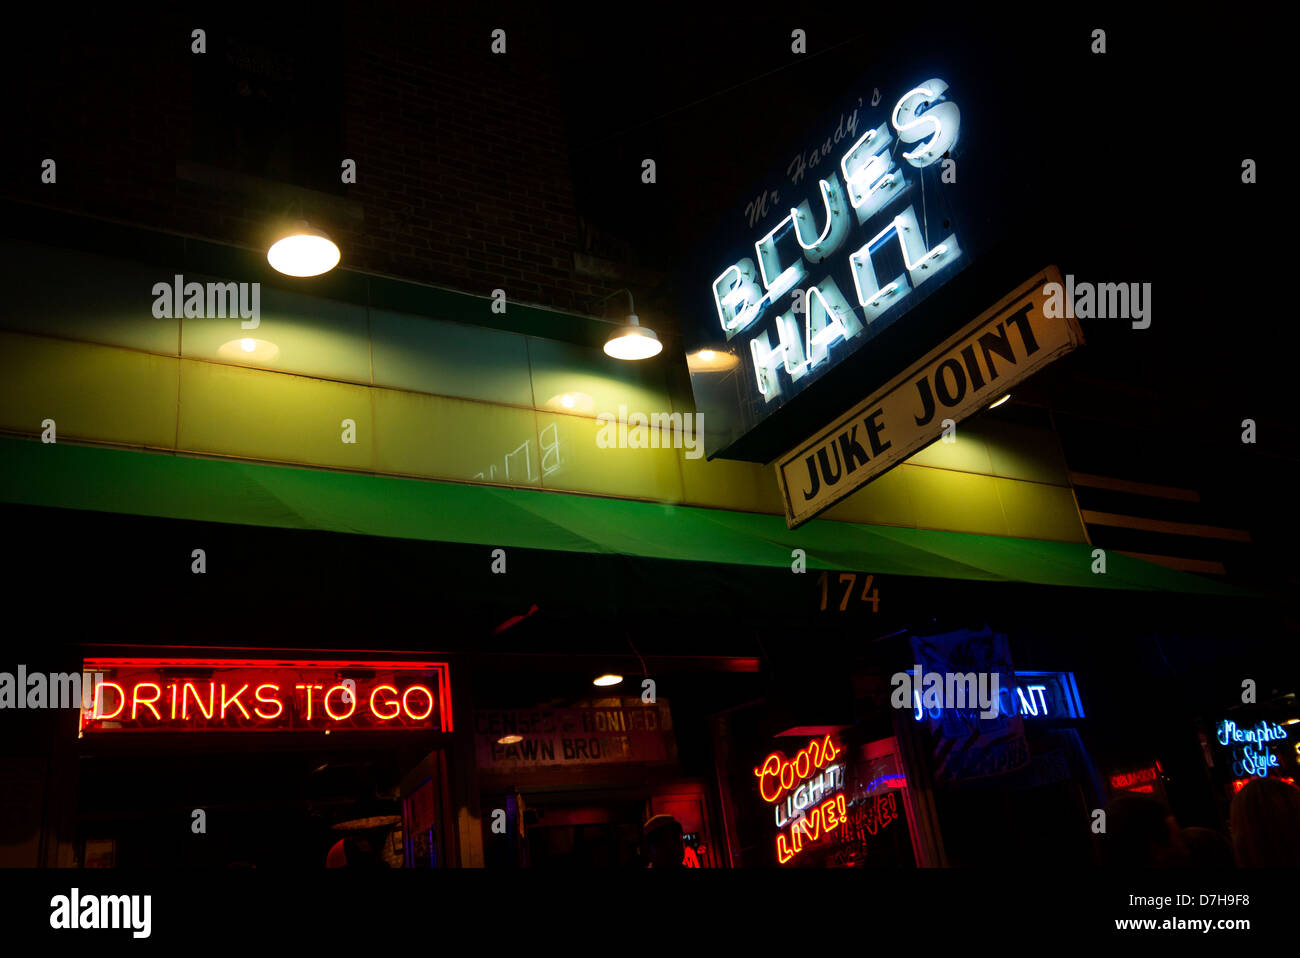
top-left (715, 77), bottom-right (962, 404)
top-left (1111, 766), bottom-right (1159, 793)
top-left (911, 671), bottom-right (1084, 722)
top-left (679, 31), bottom-right (1060, 465)
top-left (682, 50), bottom-right (1009, 464)
top-left (754, 735), bottom-right (848, 865)
top-left (1216, 719), bottom-right (1289, 779)
top-left (776, 794), bottom-right (848, 864)
top-left (754, 734), bottom-right (841, 803)
top-left (79, 659), bottom-right (452, 734)
top-left (1233, 777), bottom-right (1294, 793)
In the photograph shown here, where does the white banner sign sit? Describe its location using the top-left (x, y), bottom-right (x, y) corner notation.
top-left (776, 266), bottom-right (1082, 528)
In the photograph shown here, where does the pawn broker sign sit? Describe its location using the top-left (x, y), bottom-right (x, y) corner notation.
top-left (775, 266), bottom-right (1083, 528)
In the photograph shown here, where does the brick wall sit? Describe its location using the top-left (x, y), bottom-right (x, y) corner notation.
top-left (0, 4), bottom-right (618, 314)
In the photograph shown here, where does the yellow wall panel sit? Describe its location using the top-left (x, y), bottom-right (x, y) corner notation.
top-left (820, 463), bottom-right (918, 527)
top-left (679, 453), bottom-right (783, 514)
top-left (907, 466), bottom-right (1010, 536)
top-left (177, 360), bottom-right (374, 470)
top-left (995, 477), bottom-right (1088, 543)
top-left (372, 390), bottom-right (541, 486)
top-left (537, 412), bottom-right (683, 502)
top-left (0, 332), bottom-right (177, 448)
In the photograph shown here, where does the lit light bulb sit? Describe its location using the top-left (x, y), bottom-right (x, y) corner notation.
top-left (267, 223), bottom-right (341, 277)
top-left (240, 338), bottom-right (256, 353)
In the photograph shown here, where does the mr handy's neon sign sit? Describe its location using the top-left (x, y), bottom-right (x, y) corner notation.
top-left (712, 79), bottom-right (962, 403)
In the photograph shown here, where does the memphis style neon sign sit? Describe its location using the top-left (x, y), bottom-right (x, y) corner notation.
top-left (754, 735), bottom-right (848, 864)
top-left (712, 78), bottom-right (962, 402)
top-left (1216, 718), bottom-right (1289, 779)
top-left (79, 658), bottom-right (452, 734)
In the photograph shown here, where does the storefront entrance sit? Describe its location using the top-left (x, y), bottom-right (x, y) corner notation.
top-left (78, 742), bottom-right (447, 868)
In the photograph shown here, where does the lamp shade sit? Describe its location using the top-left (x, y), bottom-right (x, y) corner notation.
top-left (603, 315), bottom-right (662, 360)
top-left (268, 221), bottom-right (341, 277)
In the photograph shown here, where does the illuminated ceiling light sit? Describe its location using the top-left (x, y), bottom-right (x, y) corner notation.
top-left (687, 348), bottom-right (740, 373)
top-left (497, 734), bottom-right (524, 745)
top-left (218, 337), bottom-right (280, 364)
top-left (987, 393), bottom-right (1011, 409)
top-left (604, 317), bottom-right (662, 361)
top-left (546, 391), bottom-right (594, 413)
top-left (593, 674), bottom-right (623, 687)
top-left (267, 220), bottom-right (340, 277)
top-left (597, 288), bottom-right (662, 361)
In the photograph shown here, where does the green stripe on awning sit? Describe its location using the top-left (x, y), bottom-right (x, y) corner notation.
top-left (0, 437), bottom-right (1249, 595)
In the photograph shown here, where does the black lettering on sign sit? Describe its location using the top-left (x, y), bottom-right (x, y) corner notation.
top-left (801, 453), bottom-right (821, 501)
top-left (935, 358), bottom-right (966, 406)
top-left (1005, 305), bottom-right (1039, 355)
top-left (864, 408), bottom-right (890, 456)
top-left (838, 425), bottom-right (870, 474)
top-left (802, 412), bottom-right (892, 503)
top-left (817, 443), bottom-right (843, 487)
top-left (914, 377), bottom-right (936, 426)
top-left (978, 322), bottom-right (1017, 379)
top-left (959, 344), bottom-right (986, 391)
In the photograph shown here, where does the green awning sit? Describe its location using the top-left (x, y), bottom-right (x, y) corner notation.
top-left (0, 437), bottom-right (1249, 595)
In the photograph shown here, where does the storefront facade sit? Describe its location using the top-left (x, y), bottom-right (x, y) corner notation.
top-left (1, 12), bottom-right (1289, 872)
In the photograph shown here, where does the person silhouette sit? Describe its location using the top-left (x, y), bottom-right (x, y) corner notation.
top-left (643, 814), bottom-right (685, 869)
top-left (1229, 777), bottom-right (1300, 867)
top-left (1104, 793), bottom-right (1189, 867)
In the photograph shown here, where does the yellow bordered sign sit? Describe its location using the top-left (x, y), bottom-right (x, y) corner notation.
top-left (776, 266), bottom-right (1083, 528)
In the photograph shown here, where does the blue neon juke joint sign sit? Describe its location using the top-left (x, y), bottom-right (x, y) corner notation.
top-left (682, 50), bottom-right (1012, 460)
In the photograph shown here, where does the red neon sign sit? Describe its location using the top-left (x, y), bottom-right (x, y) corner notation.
top-left (755, 735), bottom-right (847, 865)
top-left (79, 659), bottom-right (452, 733)
top-left (1110, 767), bottom-right (1159, 791)
top-left (1233, 776), bottom-right (1295, 793)
top-left (776, 794), bottom-right (848, 864)
top-left (754, 734), bottom-right (840, 804)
